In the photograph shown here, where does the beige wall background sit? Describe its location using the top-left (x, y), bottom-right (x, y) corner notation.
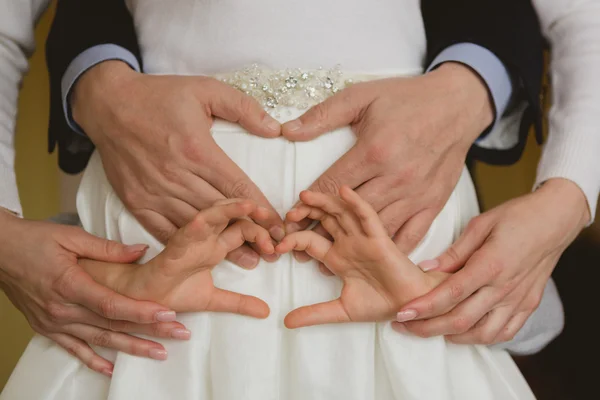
top-left (2, 4), bottom-right (593, 391)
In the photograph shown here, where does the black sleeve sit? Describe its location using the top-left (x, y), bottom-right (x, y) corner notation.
top-left (46, 0), bottom-right (142, 174)
top-left (421, 0), bottom-right (545, 165)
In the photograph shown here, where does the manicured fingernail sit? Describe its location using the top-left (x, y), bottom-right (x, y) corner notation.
top-left (125, 244), bottom-right (149, 253)
top-left (419, 259), bottom-right (440, 271)
top-left (102, 368), bottom-right (113, 377)
top-left (294, 251), bottom-right (312, 263)
top-left (149, 348), bottom-right (168, 360)
top-left (392, 322), bottom-right (408, 334)
top-left (156, 311), bottom-right (176, 322)
top-left (239, 254), bottom-right (259, 269)
top-left (171, 329), bottom-right (191, 340)
top-left (269, 226), bottom-right (286, 242)
top-left (264, 115), bottom-right (280, 133)
top-left (396, 310), bottom-right (418, 322)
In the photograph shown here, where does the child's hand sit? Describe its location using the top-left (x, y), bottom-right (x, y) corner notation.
top-left (278, 186), bottom-right (449, 328)
top-left (81, 200), bottom-right (274, 319)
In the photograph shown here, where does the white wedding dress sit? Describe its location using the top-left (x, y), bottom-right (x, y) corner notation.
top-left (2, 1), bottom-right (536, 399)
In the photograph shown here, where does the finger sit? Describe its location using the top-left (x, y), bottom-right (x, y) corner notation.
top-left (281, 85), bottom-right (370, 141)
top-left (287, 145), bottom-right (372, 233)
top-left (65, 228), bottom-right (149, 263)
top-left (275, 231), bottom-right (332, 262)
top-left (319, 262), bottom-right (335, 276)
top-left (376, 199), bottom-right (413, 237)
top-left (491, 310), bottom-right (531, 345)
top-left (339, 185), bottom-right (386, 237)
top-left (421, 217), bottom-right (491, 273)
top-left (136, 208), bottom-right (179, 244)
top-left (219, 220), bottom-right (275, 255)
top-left (155, 197), bottom-right (201, 229)
top-left (396, 248), bottom-right (500, 321)
top-left (195, 143), bottom-right (284, 236)
top-left (207, 79), bottom-right (280, 138)
top-left (284, 299), bottom-right (350, 328)
top-left (393, 209), bottom-right (438, 254)
top-left (299, 190), bottom-right (359, 235)
top-left (446, 306), bottom-right (514, 345)
top-left (292, 223), bottom-right (334, 264)
top-left (63, 324), bottom-right (168, 360)
top-left (207, 288), bottom-right (270, 319)
top-left (286, 205), bottom-right (327, 223)
top-left (353, 175), bottom-right (403, 214)
top-left (226, 245), bottom-right (261, 270)
top-left (64, 306), bottom-right (190, 340)
top-left (401, 287), bottom-right (499, 337)
top-left (48, 333), bottom-right (114, 377)
top-left (69, 272), bottom-right (177, 324)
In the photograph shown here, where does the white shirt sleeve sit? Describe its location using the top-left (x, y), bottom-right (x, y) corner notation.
top-left (0, 0), bottom-right (49, 216)
top-left (533, 0), bottom-right (600, 221)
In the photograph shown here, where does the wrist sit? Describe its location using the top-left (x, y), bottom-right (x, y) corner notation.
top-left (428, 63), bottom-right (495, 142)
top-left (71, 60), bottom-right (138, 140)
top-left (536, 178), bottom-right (591, 231)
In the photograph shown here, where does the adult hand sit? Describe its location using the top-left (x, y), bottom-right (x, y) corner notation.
top-left (394, 178), bottom-right (590, 345)
top-left (80, 200), bottom-right (273, 319)
top-left (72, 61), bottom-right (285, 269)
top-left (282, 63), bottom-right (493, 260)
top-left (0, 210), bottom-right (185, 377)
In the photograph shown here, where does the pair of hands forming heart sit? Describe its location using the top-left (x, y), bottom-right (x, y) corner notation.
top-left (80, 188), bottom-right (449, 329)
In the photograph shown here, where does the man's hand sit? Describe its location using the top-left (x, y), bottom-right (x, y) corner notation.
top-left (80, 200), bottom-right (273, 319)
top-left (282, 63), bottom-right (494, 258)
top-left (395, 178), bottom-right (589, 346)
top-left (0, 211), bottom-right (186, 377)
top-left (277, 187), bottom-right (448, 328)
top-left (72, 61), bottom-right (285, 269)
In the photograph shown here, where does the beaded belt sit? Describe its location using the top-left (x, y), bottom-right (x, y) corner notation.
top-left (215, 64), bottom-right (419, 117)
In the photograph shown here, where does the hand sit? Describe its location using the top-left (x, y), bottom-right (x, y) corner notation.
top-left (80, 200), bottom-right (273, 319)
top-left (276, 186), bottom-right (448, 328)
top-left (0, 210), bottom-right (185, 377)
top-left (72, 61), bottom-right (285, 269)
top-left (395, 178), bottom-right (590, 345)
top-left (282, 63), bottom-right (493, 261)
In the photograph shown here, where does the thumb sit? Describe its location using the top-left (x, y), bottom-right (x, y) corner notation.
top-left (207, 80), bottom-right (281, 138)
top-left (419, 217), bottom-right (490, 273)
top-left (67, 228), bottom-right (148, 263)
top-left (282, 85), bottom-right (371, 141)
top-left (284, 299), bottom-right (350, 328)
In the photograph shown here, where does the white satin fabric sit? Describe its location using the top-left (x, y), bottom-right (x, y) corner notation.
top-left (1, 108), bottom-right (534, 400)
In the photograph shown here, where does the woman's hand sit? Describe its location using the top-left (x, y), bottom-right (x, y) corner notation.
top-left (277, 186), bottom-right (449, 328)
top-left (395, 178), bottom-right (589, 346)
top-left (80, 200), bottom-right (274, 320)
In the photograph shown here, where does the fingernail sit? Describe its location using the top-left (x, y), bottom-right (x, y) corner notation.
top-left (262, 252), bottom-right (280, 262)
top-left (171, 329), bottom-right (191, 340)
top-left (269, 226), bottom-right (286, 242)
top-left (419, 259), bottom-right (440, 272)
top-left (396, 309), bottom-right (418, 322)
top-left (392, 322), bottom-right (408, 334)
top-left (239, 254), bottom-right (259, 269)
top-left (285, 119), bottom-right (302, 132)
top-left (264, 115), bottom-right (280, 133)
top-left (125, 244), bottom-right (149, 253)
top-left (294, 251), bottom-right (312, 263)
top-left (156, 311), bottom-right (176, 322)
top-left (102, 368), bottom-right (113, 377)
top-left (149, 348), bottom-right (168, 361)
top-left (286, 222), bottom-right (302, 233)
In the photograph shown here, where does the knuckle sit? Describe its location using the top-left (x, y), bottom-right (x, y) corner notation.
top-left (226, 179), bottom-right (253, 199)
top-left (484, 258), bottom-right (505, 281)
top-left (46, 303), bottom-right (69, 324)
top-left (237, 95), bottom-right (256, 117)
top-left (477, 330), bottom-right (497, 345)
top-left (465, 216), bottom-right (487, 237)
top-left (451, 316), bottom-right (472, 334)
top-left (91, 330), bottom-right (113, 348)
top-left (445, 245), bottom-right (462, 265)
top-left (316, 175), bottom-right (341, 195)
top-left (52, 266), bottom-right (79, 300)
top-left (309, 102), bottom-right (330, 123)
top-left (98, 297), bottom-right (118, 319)
top-left (448, 282), bottom-right (465, 301)
top-left (365, 143), bottom-right (391, 165)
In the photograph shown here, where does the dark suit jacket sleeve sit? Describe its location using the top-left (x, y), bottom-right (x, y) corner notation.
top-left (46, 0), bottom-right (142, 174)
top-left (421, 0), bottom-right (545, 165)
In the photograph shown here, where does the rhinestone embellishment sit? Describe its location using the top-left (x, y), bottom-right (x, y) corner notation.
top-left (217, 64), bottom-right (357, 114)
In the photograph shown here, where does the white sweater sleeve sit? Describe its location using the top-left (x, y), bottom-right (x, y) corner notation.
top-left (533, 0), bottom-right (600, 221)
top-left (0, 0), bottom-right (49, 216)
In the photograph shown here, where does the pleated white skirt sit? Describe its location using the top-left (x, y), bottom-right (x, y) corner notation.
top-left (2, 110), bottom-right (535, 400)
